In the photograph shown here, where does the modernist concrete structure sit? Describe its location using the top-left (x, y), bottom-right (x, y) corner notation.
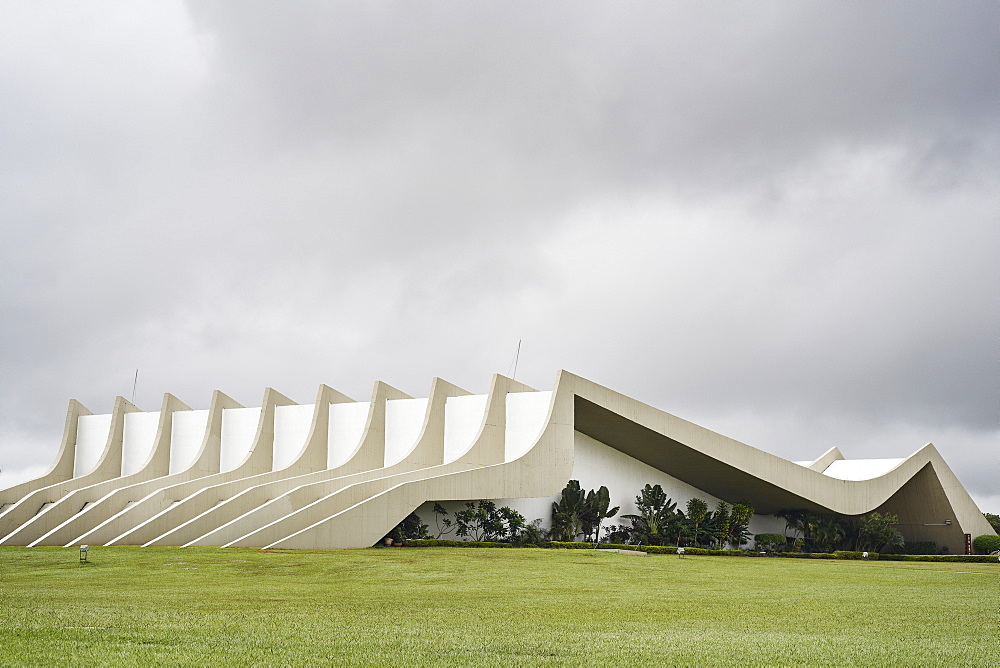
top-left (0, 371), bottom-right (993, 552)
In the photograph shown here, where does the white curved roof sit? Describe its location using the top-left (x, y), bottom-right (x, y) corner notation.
top-left (821, 458), bottom-right (905, 481)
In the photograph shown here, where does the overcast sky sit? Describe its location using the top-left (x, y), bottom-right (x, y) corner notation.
top-left (1, 2), bottom-right (997, 512)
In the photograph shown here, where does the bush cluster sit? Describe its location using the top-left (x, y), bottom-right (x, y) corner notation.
top-left (972, 534), bottom-right (1000, 554)
top-left (753, 533), bottom-right (787, 551)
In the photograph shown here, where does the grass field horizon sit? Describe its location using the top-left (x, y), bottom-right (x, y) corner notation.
top-left (1, 546), bottom-right (997, 666)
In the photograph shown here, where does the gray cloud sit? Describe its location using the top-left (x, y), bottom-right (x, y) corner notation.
top-left (1, 1), bottom-right (996, 510)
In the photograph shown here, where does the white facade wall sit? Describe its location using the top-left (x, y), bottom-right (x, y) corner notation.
top-left (273, 404), bottom-right (315, 470)
top-left (419, 430), bottom-right (785, 541)
top-left (169, 410), bottom-right (209, 474)
top-left (328, 402), bottom-right (369, 468)
top-left (121, 411), bottom-right (161, 476)
top-left (385, 398), bottom-right (429, 466)
top-left (495, 431), bottom-right (726, 529)
top-left (504, 391), bottom-right (552, 462)
top-left (219, 407), bottom-right (262, 473)
top-left (443, 394), bottom-right (489, 463)
top-left (73, 414), bottom-right (113, 477)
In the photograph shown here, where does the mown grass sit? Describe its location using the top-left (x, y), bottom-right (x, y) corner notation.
top-left (0, 546), bottom-right (997, 666)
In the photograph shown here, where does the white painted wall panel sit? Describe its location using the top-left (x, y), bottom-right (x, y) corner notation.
top-left (504, 391), bottom-right (552, 462)
top-left (422, 430), bottom-right (790, 542)
top-left (73, 414), bottom-right (113, 478)
top-left (121, 411), bottom-right (161, 476)
top-left (496, 431), bottom-right (725, 527)
top-left (169, 410), bottom-right (209, 474)
top-left (385, 398), bottom-right (429, 466)
top-left (328, 402), bottom-right (369, 468)
top-left (220, 407), bottom-right (262, 473)
top-left (443, 394), bottom-right (488, 463)
top-left (273, 404), bottom-right (315, 471)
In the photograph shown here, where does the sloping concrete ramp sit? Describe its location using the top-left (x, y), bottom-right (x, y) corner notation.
top-left (1, 371), bottom-right (993, 550)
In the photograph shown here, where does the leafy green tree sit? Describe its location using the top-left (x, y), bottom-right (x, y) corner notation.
top-left (453, 501), bottom-right (527, 542)
top-left (711, 502), bottom-right (731, 549)
top-left (455, 501), bottom-right (504, 541)
top-left (729, 499), bottom-right (754, 549)
top-left (972, 534), bottom-right (1000, 554)
top-left (812, 515), bottom-right (846, 552)
top-left (432, 502), bottom-right (455, 538)
top-left (856, 511), bottom-right (904, 552)
top-left (582, 486), bottom-right (619, 543)
top-left (984, 513), bottom-right (1000, 533)
top-left (498, 506), bottom-right (527, 541)
top-left (686, 498), bottom-right (708, 546)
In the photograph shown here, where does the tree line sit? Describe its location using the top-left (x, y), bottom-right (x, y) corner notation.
top-left (383, 479), bottom-right (961, 553)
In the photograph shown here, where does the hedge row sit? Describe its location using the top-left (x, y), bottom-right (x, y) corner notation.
top-left (878, 553), bottom-right (1000, 563)
top-left (405, 539), bottom-right (512, 548)
top-left (404, 540), bottom-right (999, 563)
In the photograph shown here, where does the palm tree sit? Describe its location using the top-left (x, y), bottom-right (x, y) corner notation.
top-left (686, 498), bottom-right (708, 546)
top-left (583, 486), bottom-right (619, 544)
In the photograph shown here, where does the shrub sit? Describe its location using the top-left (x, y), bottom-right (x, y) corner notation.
top-left (754, 533), bottom-right (787, 552)
top-left (833, 551), bottom-right (879, 560)
top-left (545, 541), bottom-right (599, 549)
top-left (972, 534), bottom-right (1000, 554)
top-left (379, 512), bottom-right (429, 545)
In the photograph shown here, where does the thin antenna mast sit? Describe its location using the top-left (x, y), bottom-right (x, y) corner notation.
top-left (131, 368), bottom-right (139, 405)
top-left (511, 340), bottom-right (521, 380)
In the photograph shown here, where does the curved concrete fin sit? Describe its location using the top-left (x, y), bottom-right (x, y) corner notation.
top-left (135, 386), bottom-right (355, 547)
top-left (101, 390), bottom-right (293, 546)
top-left (176, 378), bottom-right (461, 547)
top-left (288, 385), bottom-right (355, 473)
top-left (262, 384), bottom-right (574, 549)
top-left (0, 397), bottom-right (139, 544)
top-left (87, 396), bottom-right (142, 481)
top-left (334, 381), bottom-right (412, 476)
top-left (135, 393), bottom-right (192, 477)
top-left (59, 390), bottom-right (242, 546)
top-left (187, 390), bottom-right (243, 476)
top-left (807, 446), bottom-right (845, 472)
top-left (226, 377), bottom-right (555, 549)
top-left (23, 394), bottom-right (194, 547)
top-left (396, 378), bottom-right (471, 469)
top-left (453, 374), bottom-right (530, 468)
top-left (232, 388), bottom-right (297, 476)
top-left (0, 399), bottom-right (91, 506)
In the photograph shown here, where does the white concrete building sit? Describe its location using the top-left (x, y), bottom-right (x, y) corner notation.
top-left (0, 371), bottom-right (993, 552)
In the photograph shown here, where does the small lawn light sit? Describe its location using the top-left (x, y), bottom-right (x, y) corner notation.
top-left (862, 551), bottom-right (868, 559)
top-left (677, 547), bottom-right (685, 558)
top-left (79, 545), bottom-right (89, 563)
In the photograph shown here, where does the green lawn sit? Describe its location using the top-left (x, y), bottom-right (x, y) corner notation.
top-left (0, 546), bottom-right (997, 666)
